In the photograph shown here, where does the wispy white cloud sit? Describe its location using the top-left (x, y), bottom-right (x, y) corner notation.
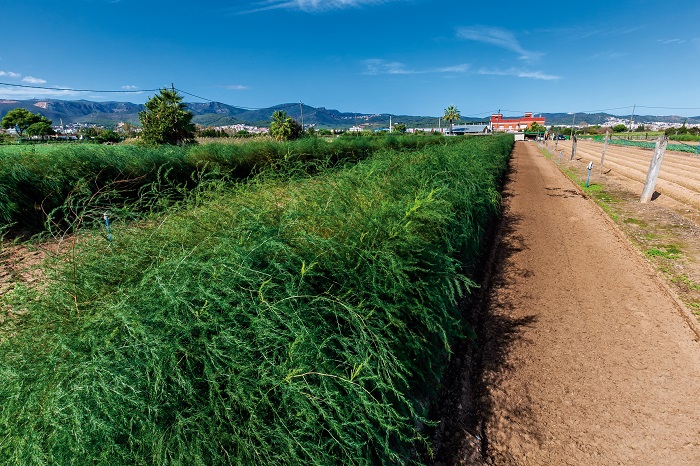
top-left (121, 85), bottom-right (139, 90)
top-left (533, 25), bottom-right (645, 40)
top-left (435, 64), bottom-right (470, 73)
top-left (659, 38), bottom-right (686, 45)
top-left (363, 59), bottom-right (469, 75)
top-left (240, 0), bottom-right (406, 13)
top-left (456, 26), bottom-right (543, 61)
top-left (22, 76), bottom-right (47, 84)
top-left (223, 84), bottom-right (250, 90)
top-left (0, 70), bottom-right (21, 78)
top-left (478, 67), bottom-right (561, 81)
top-left (363, 59), bottom-right (413, 75)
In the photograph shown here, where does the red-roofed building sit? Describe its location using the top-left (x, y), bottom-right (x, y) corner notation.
top-left (491, 112), bottom-right (545, 132)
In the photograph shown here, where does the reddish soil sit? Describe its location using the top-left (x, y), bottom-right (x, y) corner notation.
top-left (437, 141), bottom-right (700, 464)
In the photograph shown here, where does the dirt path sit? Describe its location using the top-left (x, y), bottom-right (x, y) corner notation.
top-left (466, 141), bottom-right (700, 465)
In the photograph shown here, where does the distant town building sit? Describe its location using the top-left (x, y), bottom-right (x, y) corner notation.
top-left (491, 112), bottom-right (545, 132)
top-left (450, 124), bottom-right (491, 135)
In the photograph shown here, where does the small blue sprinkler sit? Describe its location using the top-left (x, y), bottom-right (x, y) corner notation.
top-left (103, 212), bottom-right (113, 243)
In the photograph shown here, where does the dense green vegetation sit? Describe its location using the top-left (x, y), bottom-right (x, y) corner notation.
top-left (0, 135), bottom-right (450, 235)
top-left (0, 135), bottom-right (513, 464)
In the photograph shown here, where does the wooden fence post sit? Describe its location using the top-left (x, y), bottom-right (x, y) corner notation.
top-left (640, 136), bottom-right (668, 203)
top-left (600, 131), bottom-right (609, 172)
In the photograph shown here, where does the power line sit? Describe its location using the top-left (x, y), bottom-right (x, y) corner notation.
top-left (0, 81), bottom-right (265, 111)
top-left (175, 88), bottom-right (264, 111)
top-left (461, 109), bottom-right (501, 118)
top-left (0, 81), bottom-right (162, 93)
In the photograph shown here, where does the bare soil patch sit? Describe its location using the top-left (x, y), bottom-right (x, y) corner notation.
top-left (0, 243), bottom-right (43, 342)
top-left (436, 141), bottom-right (700, 464)
top-left (0, 238), bottom-right (67, 343)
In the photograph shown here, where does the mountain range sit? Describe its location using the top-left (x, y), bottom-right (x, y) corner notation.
top-left (1, 99), bottom-right (698, 129)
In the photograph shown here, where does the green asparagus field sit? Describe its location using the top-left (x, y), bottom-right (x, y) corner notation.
top-left (0, 135), bottom-right (513, 465)
top-left (0, 135), bottom-right (451, 235)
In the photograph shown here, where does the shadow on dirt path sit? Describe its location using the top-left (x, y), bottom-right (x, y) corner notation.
top-left (432, 157), bottom-right (538, 465)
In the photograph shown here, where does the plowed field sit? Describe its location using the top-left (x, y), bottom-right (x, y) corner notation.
top-left (550, 138), bottom-right (700, 218)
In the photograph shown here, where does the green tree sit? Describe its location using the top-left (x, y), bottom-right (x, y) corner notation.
top-left (612, 124), bottom-right (627, 133)
top-left (235, 130), bottom-right (252, 138)
top-left (269, 110), bottom-right (302, 141)
top-left (443, 105), bottom-right (460, 135)
top-left (95, 129), bottom-right (122, 144)
top-left (198, 127), bottom-right (229, 138)
top-left (25, 121), bottom-right (55, 139)
top-left (139, 89), bottom-right (196, 145)
top-left (527, 122), bottom-right (545, 133)
top-left (393, 123), bottom-right (407, 133)
top-left (1, 108), bottom-right (52, 136)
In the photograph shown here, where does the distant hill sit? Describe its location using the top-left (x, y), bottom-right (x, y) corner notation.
top-left (1, 99), bottom-right (698, 129)
top-left (540, 112), bottom-right (700, 126)
top-left (0, 99), bottom-right (443, 129)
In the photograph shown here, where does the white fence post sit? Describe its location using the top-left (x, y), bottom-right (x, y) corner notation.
top-left (640, 136), bottom-right (668, 203)
top-left (600, 131), bottom-right (609, 172)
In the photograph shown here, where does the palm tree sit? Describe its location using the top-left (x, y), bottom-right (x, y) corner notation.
top-left (270, 110), bottom-right (289, 141)
top-left (270, 110), bottom-right (302, 141)
top-left (139, 88), bottom-right (195, 145)
top-left (443, 105), bottom-right (461, 135)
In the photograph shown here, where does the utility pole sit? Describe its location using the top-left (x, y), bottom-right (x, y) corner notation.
top-left (300, 101), bottom-right (304, 130)
top-left (570, 113), bottom-right (576, 139)
top-left (627, 104), bottom-right (636, 140)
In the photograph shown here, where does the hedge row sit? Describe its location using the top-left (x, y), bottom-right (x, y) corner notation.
top-left (0, 135), bottom-right (451, 234)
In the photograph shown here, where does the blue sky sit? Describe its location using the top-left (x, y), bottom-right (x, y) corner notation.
top-left (1, 0), bottom-right (700, 118)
